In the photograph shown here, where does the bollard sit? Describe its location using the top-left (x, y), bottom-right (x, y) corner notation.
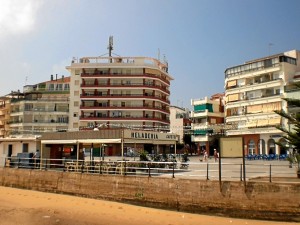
top-left (206, 163), bottom-right (209, 180)
top-left (269, 164), bottom-right (272, 183)
top-left (148, 162), bottom-right (151, 177)
top-left (240, 164), bottom-right (243, 181)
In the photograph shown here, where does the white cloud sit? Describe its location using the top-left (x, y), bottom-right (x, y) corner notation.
top-left (0, 0), bottom-right (42, 38)
top-left (52, 58), bottom-right (72, 77)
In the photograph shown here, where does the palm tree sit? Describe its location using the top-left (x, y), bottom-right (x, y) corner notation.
top-left (274, 97), bottom-right (300, 177)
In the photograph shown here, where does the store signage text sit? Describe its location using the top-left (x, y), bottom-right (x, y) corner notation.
top-left (131, 132), bottom-right (158, 139)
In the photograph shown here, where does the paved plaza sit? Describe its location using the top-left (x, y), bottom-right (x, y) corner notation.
top-left (106, 155), bottom-right (298, 182)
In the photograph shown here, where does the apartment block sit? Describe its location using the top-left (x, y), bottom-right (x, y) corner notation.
top-left (0, 97), bottom-right (11, 138)
top-left (66, 56), bottom-right (173, 131)
top-left (5, 75), bottom-right (70, 136)
top-left (191, 93), bottom-right (225, 155)
top-left (224, 50), bottom-right (300, 155)
top-left (169, 106), bottom-right (191, 144)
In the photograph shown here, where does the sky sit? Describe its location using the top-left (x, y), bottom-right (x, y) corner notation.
top-left (1, 0), bottom-right (300, 109)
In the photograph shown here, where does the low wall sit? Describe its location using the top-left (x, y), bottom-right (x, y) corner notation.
top-left (0, 168), bottom-right (299, 222)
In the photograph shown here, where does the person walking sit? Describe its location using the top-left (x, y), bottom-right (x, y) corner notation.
top-left (203, 150), bottom-right (208, 162)
top-left (213, 149), bottom-right (219, 162)
top-left (33, 150), bottom-right (40, 168)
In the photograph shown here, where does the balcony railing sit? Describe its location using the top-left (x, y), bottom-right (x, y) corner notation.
top-left (226, 78), bottom-right (282, 90)
top-left (11, 97), bottom-right (69, 103)
top-left (81, 73), bottom-right (170, 85)
top-left (11, 109), bottom-right (69, 113)
top-left (80, 115), bottom-right (169, 123)
top-left (81, 82), bottom-right (170, 94)
top-left (80, 105), bottom-right (169, 113)
top-left (8, 120), bottom-right (68, 124)
top-left (80, 94), bottom-right (170, 104)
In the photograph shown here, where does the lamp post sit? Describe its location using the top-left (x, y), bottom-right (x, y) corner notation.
top-left (101, 144), bottom-right (107, 161)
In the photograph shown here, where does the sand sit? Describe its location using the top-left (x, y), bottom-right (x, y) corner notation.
top-left (0, 186), bottom-right (297, 225)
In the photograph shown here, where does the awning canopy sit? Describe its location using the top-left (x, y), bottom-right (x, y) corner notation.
top-left (41, 140), bottom-right (77, 144)
top-left (41, 139), bottom-right (121, 144)
top-left (78, 139), bottom-right (121, 144)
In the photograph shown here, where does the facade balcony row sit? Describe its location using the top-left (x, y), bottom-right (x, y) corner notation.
top-left (10, 109), bottom-right (69, 115)
top-left (80, 93), bottom-right (170, 104)
top-left (80, 105), bottom-right (169, 114)
top-left (226, 126), bottom-right (280, 136)
top-left (81, 82), bottom-right (170, 95)
top-left (190, 110), bottom-right (224, 118)
top-left (81, 73), bottom-right (170, 86)
top-left (10, 97), bottom-right (69, 103)
top-left (226, 92), bottom-right (282, 107)
top-left (8, 119), bottom-right (68, 125)
top-left (225, 53), bottom-right (297, 79)
top-left (72, 56), bottom-right (169, 71)
top-left (80, 115), bottom-right (169, 124)
top-left (225, 78), bottom-right (283, 94)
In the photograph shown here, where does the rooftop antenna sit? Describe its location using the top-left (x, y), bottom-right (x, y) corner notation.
top-left (158, 48), bottom-right (160, 61)
top-left (108, 36), bottom-right (113, 63)
top-left (25, 76), bottom-right (28, 85)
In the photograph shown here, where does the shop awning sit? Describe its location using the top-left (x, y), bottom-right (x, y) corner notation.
top-left (41, 139), bottom-right (122, 144)
top-left (78, 139), bottom-right (121, 144)
top-left (41, 140), bottom-right (78, 144)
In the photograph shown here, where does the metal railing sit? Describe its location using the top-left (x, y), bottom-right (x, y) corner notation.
top-left (1, 156), bottom-right (296, 182)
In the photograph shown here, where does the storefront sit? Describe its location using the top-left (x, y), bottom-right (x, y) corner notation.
top-left (40, 129), bottom-right (178, 162)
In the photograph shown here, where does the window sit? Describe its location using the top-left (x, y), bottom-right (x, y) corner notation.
top-left (64, 84), bottom-right (70, 90)
top-left (75, 70), bottom-right (80, 75)
top-left (22, 143), bottom-right (28, 153)
top-left (74, 101), bottom-right (79, 107)
top-left (75, 80), bottom-right (80, 85)
top-left (268, 139), bottom-right (276, 154)
top-left (49, 84), bottom-right (54, 91)
top-left (73, 113), bottom-right (78, 117)
top-left (56, 84), bottom-right (63, 91)
top-left (248, 140), bottom-right (255, 155)
top-left (74, 91), bottom-right (79, 96)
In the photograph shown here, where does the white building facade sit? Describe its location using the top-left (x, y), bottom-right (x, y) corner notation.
top-left (191, 93), bottom-right (225, 155)
top-left (66, 56), bottom-right (173, 131)
top-left (169, 106), bottom-right (191, 144)
top-left (224, 50), bottom-right (300, 156)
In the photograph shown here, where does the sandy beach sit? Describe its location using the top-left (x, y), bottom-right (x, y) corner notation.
top-left (0, 186), bottom-right (297, 225)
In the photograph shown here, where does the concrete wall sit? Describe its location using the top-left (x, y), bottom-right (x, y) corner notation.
top-left (0, 168), bottom-right (299, 222)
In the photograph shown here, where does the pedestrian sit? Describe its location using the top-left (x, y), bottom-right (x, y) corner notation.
top-left (214, 149), bottom-right (219, 162)
top-left (33, 149), bottom-right (40, 168)
top-left (203, 150), bottom-right (208, 162)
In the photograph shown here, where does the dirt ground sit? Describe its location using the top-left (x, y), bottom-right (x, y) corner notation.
top-left (0, 186), bottom-right (297, 225)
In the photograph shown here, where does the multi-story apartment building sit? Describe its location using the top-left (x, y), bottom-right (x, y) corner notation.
top-left (169, 106), bottom-right (191, 144)
top-left (224, 50), bottom-right (300, 155)
top-left (6, 75), bottom-right (70, 135)
top-left (0, 97), bottom-right (11, 138)
top-left (66, 56), bottom-right (172, 131)
top-left (190, 93), bottom-right (225, 155)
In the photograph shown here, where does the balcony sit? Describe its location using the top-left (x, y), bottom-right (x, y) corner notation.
top-left (80, 104), bottom-right (169, 114)
top-left (226, 93), bottom-right (282, 107)
top-left (80, 115), bottom-right (169, 124)
top-left (226, 78), bottom-right (283, 92)
top-left (81, 73), bottom-right (170, 85)
top-left (11, 97), bottom-right (69, 103)
top-left (81, 82), bottom-right (170, 94)
top-left (191, 110), bottom-right (224, 118)
top-left (80, 93), bottom-right (170, 104)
